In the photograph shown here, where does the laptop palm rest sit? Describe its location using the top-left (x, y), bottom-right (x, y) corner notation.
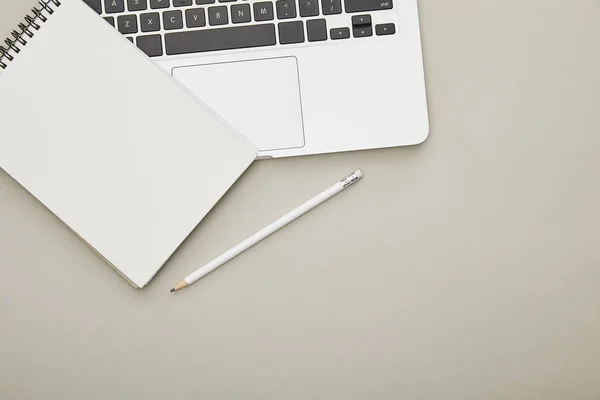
top-left (172, 57), bottom-right (305, 151)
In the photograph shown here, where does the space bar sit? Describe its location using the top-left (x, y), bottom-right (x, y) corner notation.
top-left (165, 24), bottom-right (277, 56)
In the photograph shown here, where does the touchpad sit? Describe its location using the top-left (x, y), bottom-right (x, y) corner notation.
top-left (172, 57), bottom-right (305, 151)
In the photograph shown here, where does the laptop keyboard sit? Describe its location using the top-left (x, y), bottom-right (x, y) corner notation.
top-left (82, 0), bottom-right (396, 57)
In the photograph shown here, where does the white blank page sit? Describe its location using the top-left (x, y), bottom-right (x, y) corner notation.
top-left (0, 0), bottom-right (257, 287)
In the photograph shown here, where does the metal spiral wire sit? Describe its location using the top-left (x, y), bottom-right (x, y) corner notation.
top-left (0, 0), bottom-right (61, 70)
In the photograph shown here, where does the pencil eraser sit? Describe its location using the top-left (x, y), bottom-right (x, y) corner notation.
top-left (355, 169), bottom-right (363, 179)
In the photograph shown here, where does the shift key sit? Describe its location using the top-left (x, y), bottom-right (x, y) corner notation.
top-left (344, 0), bottom-right (392, 13)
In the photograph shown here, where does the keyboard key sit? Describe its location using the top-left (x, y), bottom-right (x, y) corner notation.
top-left (231, 4), bottom-right (251, 23)
top-left (322, 0), bottom-right (341, 15)
top-left (137, 34), bottom-right (163, 56)
top-left (344, 0), bottom-right (392, 13)
top-left (150, 0), bottom-right (170, 9)
top-left (140, 12), bottom-right (161, 31)
top-left (196, 0), bottom-right (215, 4)
top-left (105, 0), bottom-right (125, 13)
top-left (351, 14), bottom-right (370, 25)
top-left (165, 24), bottom-right (276, 54)
top-left (163, 10), bottom-right (184, 30)
top-left (118, 15), bottom-right (138, 34)
top-left (375, 22), bottom-right (395, 35)
top-left (127, 37), bottom-right (134, 42)
top-left (299, 0), bottom-right (318, 17)
top-left (104, 16), bottom-right (115, 26)
top-left (173, 0), bottom-right (192, 5)
top-left (306, 18), bottom-right (326, 41)
top-left (219, 0), bottom-right (237, 3)
top-left (83, 0), bottom-right (102, 14)
top-left (330, 27), bottom-right (349, 39)
top-left (276, 0), bottom-right (296, 19)
top-left (127, 0), bottom-right (148, 11)
top-left (253, 2), bottom-right (274, 21)
top-left (185, 8), bottom-right (206, 27)
top-left (353, 25), bottom-right (372, 37)
top-left (208, 6), bottom-right (228, 25)
top-left (278, 21), bottom-right (304, 44)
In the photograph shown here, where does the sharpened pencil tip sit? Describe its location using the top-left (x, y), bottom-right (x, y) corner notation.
top-left (170, 288), bottom-right (175, 293)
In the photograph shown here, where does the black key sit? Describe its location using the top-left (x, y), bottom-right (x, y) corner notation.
top-left (105, 0), bottom-right (125, 13)
top-left (219, 0), bottom-right (237, 3)
top-left (196, 0), bottom-right (215, 4)
top-left (330, 27), bottom-right (349, 39)
top-left (173, 0), bottom-right (193, 5)
top-left (344, 0), bottom-right (391, 13)
top-left (83, 0), bottom-right (102, 14)
top-left (322, 0), bottom-right (341, 14)
top-left (150, 0), bottom-right (170, 9)
top-left (163, 10), bottom-right (184, 30)
top-left (127, 0), bottom-right (148, 11)
top-left (299, 0), bottom-right (318, 17)
top-left (375, 22), bottom-right (395, 35)
top-left (276, 0), bottom-right (296, 19)
top-left (137, 34), bottom-right (163, 56)
top-left (306, 18), bottom-right (326, 41)
top-left (127, 37), bottom-right (134, 42)
top-left (208, 6), bottom-right (228, 25)
top-left (104, 16), bottom-right (115, 26)
top-left (165, 23), bottom-right (276, 55)
top-left (351, 14), bottom-right (370, 25)
top-left (185, 8), bottom-right (206, 27)
top-left (278, 21), bottom-right (304, 44)
top-left (118, 15), bottom-right (138, 34)
top-left (231, 4), bottom-right (251, 23)
top-left (353, 25), bottom-right (372, 37)
top-left (140, 12), bottom-right (161, 31)
top-left (253, 2), bottom-right (274, 21)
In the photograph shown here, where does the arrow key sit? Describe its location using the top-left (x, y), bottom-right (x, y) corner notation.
top-left (351, 14), bottom-right (371, 26)
top-left (330, 27), bottom-right (350, 40)
top-left (300, 0), bottom-right (319, 17)
top-left (353, 25), bottom-right (372, 37)
top-left (375, 23), bottom-right (395, 35)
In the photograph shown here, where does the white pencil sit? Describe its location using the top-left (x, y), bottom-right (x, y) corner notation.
top-left (170, 170), bottom-right (363, 292)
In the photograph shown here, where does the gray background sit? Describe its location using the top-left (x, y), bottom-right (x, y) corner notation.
top-left (1, 0), bottom-right (599, 399)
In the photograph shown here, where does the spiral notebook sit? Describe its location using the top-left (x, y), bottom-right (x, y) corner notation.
top-left (0, 0), bottom-right (258, 288)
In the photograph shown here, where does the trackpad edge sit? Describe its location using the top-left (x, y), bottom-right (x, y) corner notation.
top-left (172, 57), bottom-right (305, 151)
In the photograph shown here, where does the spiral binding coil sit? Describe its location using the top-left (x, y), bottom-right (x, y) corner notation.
top-left (0, 0), bottom-right (61, 70)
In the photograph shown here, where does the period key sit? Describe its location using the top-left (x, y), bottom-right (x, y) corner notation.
top-left (299, 0), bottom-right (319, 17)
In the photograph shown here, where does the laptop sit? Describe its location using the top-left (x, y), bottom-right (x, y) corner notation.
top-left (84, 0), bottom-right (429, 157)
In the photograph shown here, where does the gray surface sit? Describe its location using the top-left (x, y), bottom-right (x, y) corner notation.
top-left (1, 0), bottom-right (599, 399)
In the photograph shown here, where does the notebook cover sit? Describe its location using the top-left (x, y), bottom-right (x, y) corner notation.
top-left (0, 0), bottom-right (257, 287)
